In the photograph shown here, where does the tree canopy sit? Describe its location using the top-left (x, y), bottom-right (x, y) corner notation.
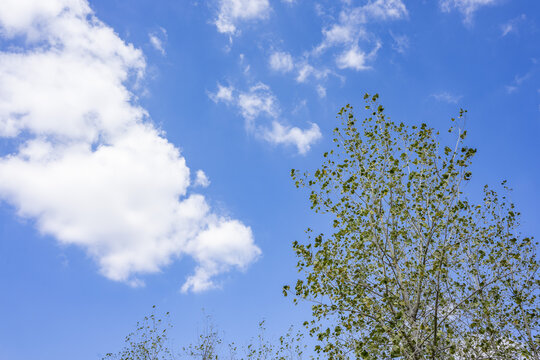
top-left (286, 94), bottom-right (539, 359)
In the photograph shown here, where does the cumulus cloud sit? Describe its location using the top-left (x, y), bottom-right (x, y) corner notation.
top-left (209, 83), bottom-right (320, 154)
top-left (440, 0), bottom-right (498, 24)
top-left (209, 83), bottom-right (235, 103)
top-left (336, 43), bottom-right (381, 71)
top-left (263, 121), bottom-right (321, 155)
top-left (0, 0), bottom-right (260, 291)
top-left (194, 170), bottom-right (211, 188)
top-left (269, 51), bottom-right (294, 73)
top-left (215, 0), bottom-right (270, 36)
top-left (236, 83), bottom-right (279, 127)
top-left (182, 220), bottom-right (257, 292)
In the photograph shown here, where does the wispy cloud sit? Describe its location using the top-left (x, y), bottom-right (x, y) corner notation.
top-left (311, 0), bottom-right (406, 74)
top-left (501, 14), bottom-right (526, 37)
top-left (267, 51), bottom-right (332, 98)
top-left (431, 91), bottom-right (463, 104)
top-left (295, 62), bottom-right (331, 83)
top-left (390, 31), bottom-right (409, 54)
top-left (255, 1), bottom-right (407, 101)
top-left (237, 83), bottom-right (279, 126)
top-left (505, 71), bottom-right (532, 94)
top-left (315, 0), bottom-right (407, 53)
top-left (316, 84), bottom-right (326, 98)
top-left (439, 0), bottom-right (498, 24)
top-left (149, 27), bottom-right (167, 55)
top-left (209, 83), bottom-right (321, 154)
top-left (209, 83), bottom-right (235, 103)
top-left (214, 0), bottom-right (270, 36)
top-left (0, 0), bottom-right (260, 292)
top-left (269, 51), bottom-right (294, 73)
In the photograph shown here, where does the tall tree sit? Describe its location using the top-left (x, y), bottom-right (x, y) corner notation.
top-left (285, 94), bottom-right (539, 359)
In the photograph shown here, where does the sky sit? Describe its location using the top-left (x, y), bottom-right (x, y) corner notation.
top-left (0, 0), bottom-right (538, 359)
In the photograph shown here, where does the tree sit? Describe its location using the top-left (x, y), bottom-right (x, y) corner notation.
top-left (102, 310), bottom-right (308, 360)
top-left (183, 314), bottom-right (221, 360)
top-left (102, 306), bottom-right (174, 360)
top-left (285, 94), bottom-right (539, 359)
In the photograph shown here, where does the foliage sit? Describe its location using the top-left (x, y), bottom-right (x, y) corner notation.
top-left (285, 94), bottom-right (539, 359)
top-left (183, 314), bottom-right (221, 360)
top-left (103, 311), bottom-right (309, 360)
top-left (244, 321), bottom-right (308, 360)
top-left (102, 306), bottom-right (174, 360)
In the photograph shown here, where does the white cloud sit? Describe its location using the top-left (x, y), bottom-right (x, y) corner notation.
top-left (269, 51), bottom-right (294, 73)
top-left (295, 63), bottom-right (330, 83)
top-left (390, 31), bottom-right (409, 54)
top-left (209, 83), bottom-right (235, 103)
top-left (431, 91), bottom-right (463, 103)
top-left (182, 220), bottom-right (259, 292)
top-left (505, 71), bottom-right (533, 94)
top-left (501, 14), bottom-right (526, 37)
top-left (336, 46), bottom-right (370, 71)
top-left (210, 83), bottom-right (320, 154)
top-left (263, 121), bottom-right (322, 155)
top-left (195, 170), bottom-right (210, 188)
top-left (336, 43), bottom-right (381, 71)
top-left (210, 83), bottom-right (279, 129)
top-left (501, 23), bottom-right (513, 37)
top-left (440, 0), bottom-right (498, 24)
top-left (316, 85), bottom-right (327, 98)
top-left (315, 0), bottom-right (406, 54)
top-left (149, 27), bottom-right (167, 55)
top-left (513, 72), bottom-right (531, 86)
top-left (215, 0), bottom-right (270, 36)
top-left (505, 85), bottom-right (518, 94)
top-left (360, 0), bottom-right (408, 21)
top-left (237, 83), bottom-right (279, 125)
top-left (320, 24), bottom-right (358, 48)
top-left (296, 64), bottom-right (314, 83)
top-left (268, 56), bottom-right (330, 96)
top-left (0, 0), bottom-right (90, 36)
top-left (0, 0), bottom-right (260, 292)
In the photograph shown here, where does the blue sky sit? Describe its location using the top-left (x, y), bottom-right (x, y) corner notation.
top-left (0, 0), bottom-right (538, 358)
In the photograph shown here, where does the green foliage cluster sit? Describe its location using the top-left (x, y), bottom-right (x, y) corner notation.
top-left (103, 311), bottom-right (308, 360)
top-left (285, 94), bottom-right (539, 359)
top-left (182, 315), bottom-right (221, 360)
top-left (103, 306), bottom-right (173, 360)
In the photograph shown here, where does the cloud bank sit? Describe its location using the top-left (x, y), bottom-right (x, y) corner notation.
top-left (0, 0), bottom-right (260, 292)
